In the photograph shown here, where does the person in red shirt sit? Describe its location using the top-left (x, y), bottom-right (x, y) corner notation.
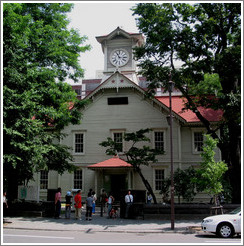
top-left (74, 190), bottom-right (82, 220)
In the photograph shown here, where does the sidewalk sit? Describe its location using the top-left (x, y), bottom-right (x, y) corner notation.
top-left (3, 213), bottom-right (202, 234)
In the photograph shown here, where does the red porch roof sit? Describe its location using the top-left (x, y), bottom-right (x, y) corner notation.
top-left (87, 156), bottom-right (132, 169)
top-left (156, 96), bottom-right (223, 123)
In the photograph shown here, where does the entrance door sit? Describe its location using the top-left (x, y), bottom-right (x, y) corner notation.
top-left (111, 174), bottom-right (126, 201)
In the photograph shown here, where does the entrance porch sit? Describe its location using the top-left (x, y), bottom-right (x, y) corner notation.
top-left (87, 156), bottom-right (133, 201)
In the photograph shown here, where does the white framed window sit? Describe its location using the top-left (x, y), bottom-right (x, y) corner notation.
top-left (73, 132), bottom-right (85, 154)
top-left (192, 130), bottom-right (204, 153)
top-left (111, 130), bottom-right (125, 153)
top-left (113, 132), bottom-right (123, 152)
top-left (40, 170), bottom-right (48, 190)
top-left (74, 169), bottom-right (83, 190)
top-left (153, 131), bottom-right (165, 151)
top-left (154, 169), bottom-right (165, 191)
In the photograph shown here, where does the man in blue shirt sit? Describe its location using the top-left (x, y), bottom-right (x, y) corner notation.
top-left (86, 193), bottom-right (93, 220)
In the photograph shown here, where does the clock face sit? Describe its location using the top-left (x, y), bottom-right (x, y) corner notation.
top-left (110, 49), bottom-right (129, 67)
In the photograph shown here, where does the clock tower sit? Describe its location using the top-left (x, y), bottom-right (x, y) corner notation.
top-left (96, 27), bottom-right (144, 83)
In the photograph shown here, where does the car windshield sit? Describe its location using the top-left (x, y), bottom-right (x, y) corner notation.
top-left (229, 207), bottom-right (241, 214)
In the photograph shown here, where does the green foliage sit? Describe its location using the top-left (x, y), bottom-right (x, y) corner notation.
top-left (221, 179), bottom-right (233, 203)
top-left (196, 135), bottom-right (228, 205)
top-left (174, 167), bottom-right (198, 203)
top-left (132, 2), bottom-right (241, 100)
top-left (100, 128), bottom-right (164, 204)
top-left (190, 73), bottom-right (221, 97)
top-left (132, 2), bottom-right (241, 202)
top-left (3, 3), bottom-right (90, 199)
top-left (160, 167), bottom-right (201, 204)
top-left (124, 128), bottom-right (151, 143)
top-left (159, 178), bottom-right (171, 203)
top-left (100, 128), bottom-right (164, 169)
top-left (99, 137), bottom-right (119, 156)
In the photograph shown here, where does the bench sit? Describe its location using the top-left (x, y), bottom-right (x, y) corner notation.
top-left (210, 206), bottom-right (223, 215)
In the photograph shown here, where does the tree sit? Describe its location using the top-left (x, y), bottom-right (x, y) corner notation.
top-left (3, 3), bottom-right (90, 201)
top-left (160, 167), bottom-right (201, 204)
top-left (159, 178), bottom-right (171, 204)
top-left (174, 167), bottom-right (197, 203)
top-left (100, 129), bottom-right (164, 204)
top-left (132, 3), bottom-right (241, 202)
top-left (196, 135), bottom-right (228, 206)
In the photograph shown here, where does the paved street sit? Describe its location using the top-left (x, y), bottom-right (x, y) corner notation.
top-left (2, 214), bottom-right (242, 244)
top-left (3, 228), bottom-right (242, 244)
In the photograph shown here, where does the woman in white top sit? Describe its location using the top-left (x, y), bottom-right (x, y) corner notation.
top-left (3, 191), bottom-right (8, 219)
top-left (92, 191), bottom-right (97, 214)
top-left (107, 193), bottom-right (114, 218)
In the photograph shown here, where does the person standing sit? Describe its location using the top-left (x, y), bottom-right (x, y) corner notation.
top-left (100, 189), bottom-right (108, 213)
top-left (3, 191), bottom-right (8, 221)
top-left (86, 193), bottom-right (93, 221)
top-left (107, 192), bottom-right (114, 218)
top-left (147, 192), bottom-right (153, 204)
top-left (65, 191), bottom-right (73, 219)
top-left (54, 187), bottom-right (62, 219)
top-left (74, 190), bottom-right (82, 220)
top-left (91, 191), bottom-right (97, 214)
top-left (125, 190), bottom-right (133, 218)
top-left (88, 188), bottom-right (93, 197)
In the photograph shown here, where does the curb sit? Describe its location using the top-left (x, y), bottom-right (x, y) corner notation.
top-left (3, 216), bottom-right (202, 234)
top-left (3, 224), bottom-right (202, 234)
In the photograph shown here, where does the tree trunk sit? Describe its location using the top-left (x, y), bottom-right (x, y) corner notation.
top-left (178, 196), bottom-right (181, 204)
top-left (4, 166), bottom-right (20, 204)
top-left (135, 166), bottom-right (157, 204)
top-left (214, 195), bottom-right (218, 207)
top-left (227, 120), bottom-right (241, 203)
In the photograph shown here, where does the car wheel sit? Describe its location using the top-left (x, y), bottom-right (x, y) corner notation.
top-left (217, 223), bottom-right (234, 238)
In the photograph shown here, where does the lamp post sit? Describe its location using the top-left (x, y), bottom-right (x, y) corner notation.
top-left (167, 73), bottom-right (175, 230)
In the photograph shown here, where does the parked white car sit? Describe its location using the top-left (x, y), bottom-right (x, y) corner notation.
top-left (201, 207), bottom-right (241, 238)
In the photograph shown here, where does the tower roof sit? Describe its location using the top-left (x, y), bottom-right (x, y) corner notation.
top-left (96, 26), bottom-right (144, 52)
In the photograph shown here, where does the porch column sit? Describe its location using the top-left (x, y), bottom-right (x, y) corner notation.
top-left (128, 170), bottom-right (132, 189)
top-left (94, 171), bottom-right (98, 194)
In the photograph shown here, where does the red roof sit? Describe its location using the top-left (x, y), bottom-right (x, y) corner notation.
top-left (82, 79), bottom-right (102, 84)
top-left (156, 96), bottom-right (223, 123)
top-left (87, 156), bottom-right (132, 168)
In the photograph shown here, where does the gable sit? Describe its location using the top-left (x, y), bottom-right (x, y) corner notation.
top-left (82, 72), bottom-right (223, 125)
top-left (96, 26), bottom-right (143, 44)
top-left (96, 27), bottom-right (144, 53)
top-left (81, 88), bottom-right (171, 132)
top-left (83, 72), bottom-right (183, 125)
top-left (85, 72), bottom-right (145, 97)
top-left (111, 34), bottom-right (129, 40)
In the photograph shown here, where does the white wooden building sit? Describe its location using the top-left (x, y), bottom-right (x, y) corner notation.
top-left (30, 27), bottom-right (223, 203)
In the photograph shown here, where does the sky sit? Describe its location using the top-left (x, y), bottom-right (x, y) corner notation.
top-left (67, 2), bottom-right (139, 83)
